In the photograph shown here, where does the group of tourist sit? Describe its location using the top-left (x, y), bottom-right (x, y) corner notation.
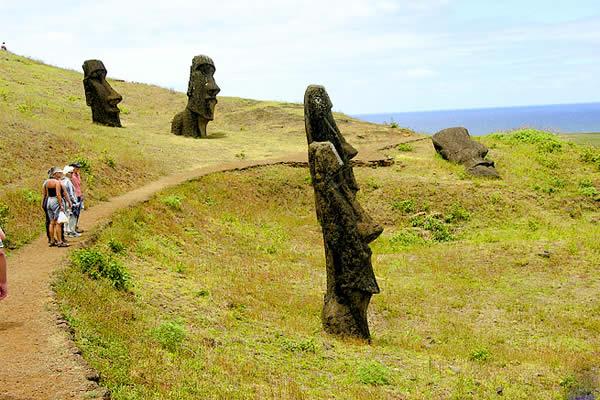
top-left (42, 163), bottom-right (85, 248)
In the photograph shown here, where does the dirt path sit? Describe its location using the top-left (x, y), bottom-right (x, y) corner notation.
top-left (0, 139), bottom-right (418, 400)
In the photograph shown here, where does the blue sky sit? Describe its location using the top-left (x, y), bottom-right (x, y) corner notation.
top-left (2, 0), bottom-right (599, 113)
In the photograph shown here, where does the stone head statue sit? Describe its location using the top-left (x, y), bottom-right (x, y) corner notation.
top-left (432, 127), bottom-right (500, 177)
top-left (82, 59), bottom-right (123, 127)
top-left (305, 85), bottom-right (383, 340)
top-left (172, 55), bottom-right (221, 138)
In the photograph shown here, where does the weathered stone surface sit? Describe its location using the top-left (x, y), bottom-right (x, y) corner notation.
top-left (82, 60), bottom-right (123, 127)
top-left (432, 127), bottom-right (500, 177)
top-left (172, 55), bottom-right (220, 138)
top-left (305, 85), bottom-right (383, 340)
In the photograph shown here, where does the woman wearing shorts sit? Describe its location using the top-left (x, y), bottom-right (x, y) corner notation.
top-left (43, 169), bottom-right (68, 247)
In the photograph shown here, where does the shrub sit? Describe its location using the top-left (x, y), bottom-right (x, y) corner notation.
top-left (151, 321), bottom-right (186, 352)
top-left (580, 146), bottom-right (600, 170)
top-left (22, 189), bottom-right (41, 204)
top-left (71, 248), bottom-right (131, 290)
top-left (396, 143), bottom-right (412, 152)
top-left (470, 348), bottom-right (491, 362)
top-left (392, 199), bottom-right (415, 214)
top-left (280, 337), bottom-right (317, 353)
top-left (389, 230), bottom-right (425, 247)
top-left (0, 203), bottom-right (9, 226)
top-left (73, 157), bottom-right (93, 174)
top-left (161, 195), bottom-right (182, 210)
top-left (389, 121), bottom-right (399, 129)
top-left (108, 238), bottom-right (125, 254)
top-left (411, 214), bottom-right (453, 242)
top-left (357, 361), bottom-right (391, 386)
top-left (491, 129), bottom-right (563, 153)
top-left (578, 179), bottom-right (599, 197)
top-left (445, 204), bottom-right (470, 223)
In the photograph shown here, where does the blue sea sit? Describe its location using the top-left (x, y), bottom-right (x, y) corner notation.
top-left (355, 102), bottom-right (600, 136)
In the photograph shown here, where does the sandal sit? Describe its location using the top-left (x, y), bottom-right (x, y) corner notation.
top-left (57, 242), bottom-right (70, 248)
top-left (49, 242), bottom-right (57, 247)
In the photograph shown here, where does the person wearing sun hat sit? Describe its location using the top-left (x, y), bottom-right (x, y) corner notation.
top-left (62, 165), bottom-right (80, 237)
top-left (69, 162), bottom-right (84, 233)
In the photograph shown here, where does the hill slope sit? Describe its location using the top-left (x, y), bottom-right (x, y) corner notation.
top-left (0, 52), bottom-right (410, 248)
top-left (53, 131), bottom-right (600, 399)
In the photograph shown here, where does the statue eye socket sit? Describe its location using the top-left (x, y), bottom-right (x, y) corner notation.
top-left (196, 64), bottom-right (215, 75)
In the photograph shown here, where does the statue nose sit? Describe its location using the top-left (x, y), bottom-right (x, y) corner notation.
top-left (206, 79), bottom-right (220, 97)
top-left (108, 93), bottom-right (122, 105)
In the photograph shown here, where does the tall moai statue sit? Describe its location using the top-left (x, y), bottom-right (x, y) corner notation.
top-left (304, 85), bottom-right (383, 340)
top-left (171, 55), bottom-right (221, 138)
top-left (82, 60), bottom-right (123, 127)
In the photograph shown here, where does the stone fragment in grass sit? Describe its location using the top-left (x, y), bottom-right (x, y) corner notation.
top-left (432, 127), bottom-right (500, 178)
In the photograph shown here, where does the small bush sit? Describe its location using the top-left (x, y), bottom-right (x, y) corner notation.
top-left (445, 204), bottom-right (470, 223)
top-left (470, 348), bottom-right (491, 362)
top-left (161, 195), bottom-right (183, 210)
top-left (491, 129), bottom-right (563, 153)
top-left (396, 143), bottom-right (412, 152)
top-left (151, 321), bottom-right (186, 352)
top-left (281, 337), bottom-right (317, 353)
top-left (71, 248), bottom-right (131, 290)
top-left (108, 238), bottom-right (125, 254)
top-left (389, 121), bottom-right (399, 129)
top-left (411, 214), bottom-right (453, 242)
top-left (73, 157), bottom-right (93, 174)
top-left (235, 151), bottom-right (247, 160)
top-left (389, 230), bottom-right (425, 247)
top-left (392, 199), bottom-right (415, 214)
top-left (22, 189), bottom-right (42, 204)
top-left (578, 179), bottom-right (599, 197)
top-left (580, 146), bottom-right (600, 170)
top-left (357, 361), bottom-right (391, 386)
top-left (0, 203), bottom-right (10, 226)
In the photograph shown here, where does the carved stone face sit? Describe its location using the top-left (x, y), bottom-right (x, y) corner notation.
top-left (304, 85), bottom-right (358, 161)
top-left (432, 127), bottom-right (500, 178)
top-left (82, 60), bottom-right (123, 127)
top-left (186, 55), bottom-right (220, 121)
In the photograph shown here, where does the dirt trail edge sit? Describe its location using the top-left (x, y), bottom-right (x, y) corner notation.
top-left (0, 140), bottom-right (414, 400)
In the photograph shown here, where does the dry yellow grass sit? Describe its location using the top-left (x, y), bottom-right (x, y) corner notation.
top-left (0, 51), bottom-right (411, 247)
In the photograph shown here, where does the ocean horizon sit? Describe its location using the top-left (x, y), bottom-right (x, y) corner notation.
top-left (355, 102), bottom-right (600, 136)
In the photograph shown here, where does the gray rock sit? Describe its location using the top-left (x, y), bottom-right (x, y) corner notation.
top-left (432, 127), bottom-right (500, 178)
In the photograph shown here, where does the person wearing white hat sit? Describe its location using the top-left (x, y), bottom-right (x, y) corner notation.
top-left (62, 165), bottom-right (80, 237)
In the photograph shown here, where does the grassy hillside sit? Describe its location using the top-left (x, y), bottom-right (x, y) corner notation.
top-left (562, 133), bottom-right (600, 147)
top-left (0, 52), bottom-right (408, 248)
top-left (54, 130), bottom-right (600, 399)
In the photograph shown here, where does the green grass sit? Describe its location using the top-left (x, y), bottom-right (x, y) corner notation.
top-left (54, 130), bottom-right (600, 399)
top-left (0, 51), bottom-right (410, 249)
top-left (562, 133), bottom-right (600, 147)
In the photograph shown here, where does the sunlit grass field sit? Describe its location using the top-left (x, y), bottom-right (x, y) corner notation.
top-left (55, 131), bottom-right (600, 399)
top-left (0, 51), bottom-right (406, 248)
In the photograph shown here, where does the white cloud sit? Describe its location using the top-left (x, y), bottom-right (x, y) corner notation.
top-left (3, 0), bottom-right (600, 112)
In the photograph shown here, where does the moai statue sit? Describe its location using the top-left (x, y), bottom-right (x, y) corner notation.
top-left (82, 60), bottom-right (123, 127)
top-left (432, 127), bottom-right (500, 177)
top-left (171, 55), bottom-right (221, 138)
top-left (305, 85), bottom-right (383, 340)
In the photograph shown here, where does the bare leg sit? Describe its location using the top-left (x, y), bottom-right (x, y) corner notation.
top-left (0, 250), bottom-right (7, 300)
